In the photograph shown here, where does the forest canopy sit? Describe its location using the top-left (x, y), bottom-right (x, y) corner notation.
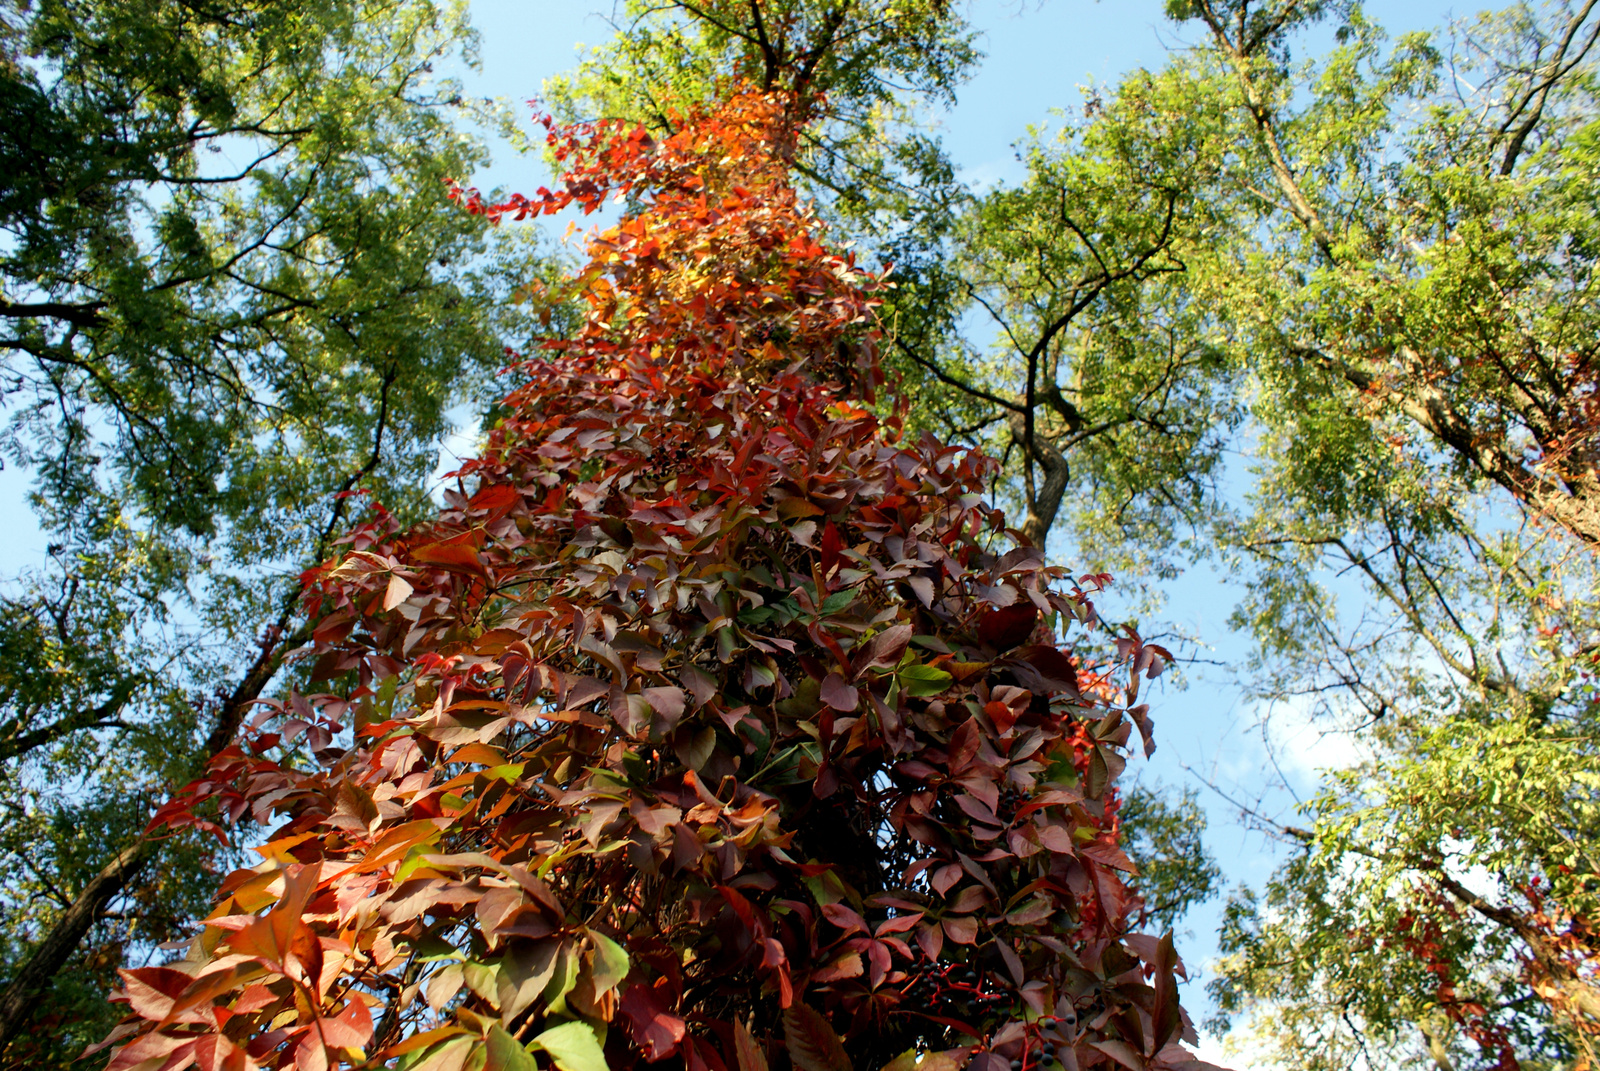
top-left (0, 0), bottom-right (1595, 1069)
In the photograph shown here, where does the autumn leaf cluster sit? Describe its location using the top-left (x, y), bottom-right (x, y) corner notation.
top-left (95, 90), bottom-right (1209, 1071)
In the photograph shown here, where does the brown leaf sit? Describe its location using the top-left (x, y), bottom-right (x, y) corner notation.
top-left (853, 622), bottom-right (913, 673)
top-left (1151, 931), bottom-right (1182, 1054)
top-left (680, 664), bottom-right (718, 707)
top-left (383, 573), bottom-right (414, 611)
top-left (335, 780), bottom-right (380, 831)
top-left (1089, 1040), bottom-right (1146, 1071)
top-left (810, 950), bottom-right (863, 983)
top-left (734, 1021), bottom-right (771, 1071)
top-left (782, 1003), bottom-right (853, 1071)
top-left (426, 963), bottom-right (465, 1012)
top-left (644, 686), bottom-right (687, 727)
top-left (499, 940), bottom-right (559, 1023)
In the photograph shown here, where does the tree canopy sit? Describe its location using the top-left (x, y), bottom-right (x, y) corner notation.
top-left (0, 0), bottom-right (544, 1057)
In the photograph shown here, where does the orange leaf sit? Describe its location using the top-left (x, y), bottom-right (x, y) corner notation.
top-left (411, 541), bottom-right (486, 576)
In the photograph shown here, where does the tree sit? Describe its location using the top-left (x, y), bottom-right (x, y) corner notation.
top-left (540, 0), bottom-right (1230, 940)
top-left (95, 87), bottom-right (1218, 1071)
top-left (0, 0), bottom-right (543, 1057)
top-left (1136, 3), bottom-right (1600, 1065)
top-left (902, 1), bottom-right (1600, 1066)
top-left (539, 0), bottom-right (978, 212)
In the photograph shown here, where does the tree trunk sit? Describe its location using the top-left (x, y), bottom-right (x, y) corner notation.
top-left (0, 611), bottom-right (309, 1051)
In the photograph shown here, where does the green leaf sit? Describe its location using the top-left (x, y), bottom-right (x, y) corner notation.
top-left (484, 1025), bottom-right (537, 1071)
top-left (586, 929), bottom-right (630, 994)
top-left (463, 961), bottom-right (503, 1009)
top-left (541, 942), bottom-right (581, 1015)
top-left (898, 663), bottom-right (952, 697)
top-left (533, 1020), bottom-right (609, 1071)
top-left (820, 590), bottom-right (857, 615)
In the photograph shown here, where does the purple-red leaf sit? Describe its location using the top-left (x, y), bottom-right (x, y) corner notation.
top-left (976, 603), bottom-right (1038, 652)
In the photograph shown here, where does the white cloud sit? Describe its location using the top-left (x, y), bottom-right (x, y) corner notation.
top-left (1257, 694), bottom-right (1368, 787)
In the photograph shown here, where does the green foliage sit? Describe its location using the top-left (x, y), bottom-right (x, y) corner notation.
top-left (1212, 714), bottom-right (1600, 1070)
top-left (1065, 1), bottom-right (1600, 1065)
top-left (0, 0), bottom-right (551, 1056)
top-left (1119, 786), bottom-right (1223, 936)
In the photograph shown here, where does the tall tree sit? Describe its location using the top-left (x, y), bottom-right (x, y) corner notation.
top-left (908, 0), bottom-right (1600, 1066)
top-left (1162, 3), bottom-right (1600, 1064)
top-left (95, 86), bottom-right (1217, 1071)
top-left (0, 0), bottom-right (543, 1057)
top-left (541, 0), bottom-right (1230, 945)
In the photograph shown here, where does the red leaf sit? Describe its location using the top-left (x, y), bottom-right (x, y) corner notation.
top-left (983, 699), bottom-right (1019, 737)
top-left (117, 967), bottom-right (191, 1022)
top-left (820, 523), bottom-right (844, 575)
top-left (469, 484), bottom-right (520, 513)
top-left (874, 912), bottom-right (923, 936)
top-left (108, 1034), bottom-right (192, 1071)
top-left (1128, 702), bottom-right (1157, 758)
top-left (976, 603), bottom-right (1037, 652)
top-left (820, 902), bottom-right (868, 935)
top-left (818, 673), bottom-right (859, 712)
top-left (1035, 822), bottom-right (1076, 855)
top-left (941, 916), bottom-right (979, 945)
top-left (1080, 840), bottom-right (1137, 873)
top-left (319, 999), bottom-right (373, 1049)
top-left (1012, 644), bottom-right (1079, 693)
top-left (947, 719), bottom-right (980, 774)
top-left (619, 980), bottom-right (687, 1061)
top-left (865, 940), bottom-right (891, 988)
top-left (191, 1034), bottom-right (247, 1071)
